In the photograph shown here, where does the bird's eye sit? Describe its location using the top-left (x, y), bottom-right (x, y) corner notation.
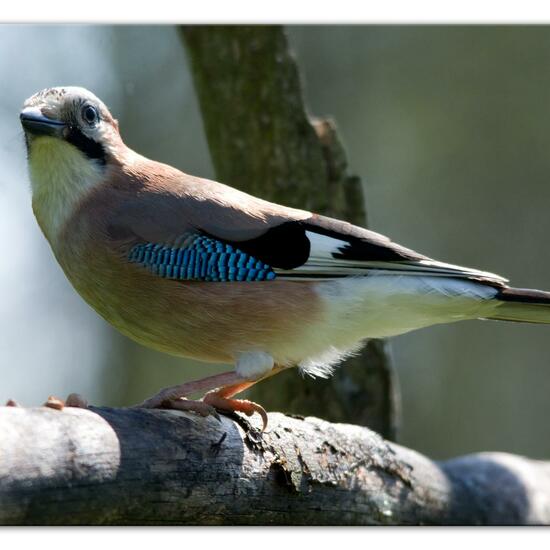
top-left (81, 104), bottom-right (99, 126)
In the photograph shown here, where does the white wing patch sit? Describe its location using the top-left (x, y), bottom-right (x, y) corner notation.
top-left (306, 231), bottom-right (349, 258)
top-left (275, 230), bottom-right (508, 285)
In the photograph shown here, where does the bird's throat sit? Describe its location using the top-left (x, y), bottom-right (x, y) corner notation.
top-left (28, 137), bottom-right (104, 245)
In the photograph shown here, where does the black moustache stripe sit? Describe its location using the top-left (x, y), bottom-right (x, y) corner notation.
top-left (65, 127), bottom-right (107, 165)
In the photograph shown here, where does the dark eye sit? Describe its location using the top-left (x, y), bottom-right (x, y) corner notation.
top-left (81, 104), bottom-right (99, 126)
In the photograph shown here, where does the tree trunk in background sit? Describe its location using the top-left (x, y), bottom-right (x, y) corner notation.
top-left (181, 26), bottom-right (399, 439)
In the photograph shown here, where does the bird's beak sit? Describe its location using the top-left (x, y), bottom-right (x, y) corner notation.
top-left (20, 107), bottom-right (65, 138)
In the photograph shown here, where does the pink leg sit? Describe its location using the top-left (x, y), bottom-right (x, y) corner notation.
top-left (135, 370), bottom-right (250, 409)
top-left (136, 366), bottom-right (286, 429)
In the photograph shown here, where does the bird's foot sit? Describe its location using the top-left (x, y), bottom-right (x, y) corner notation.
top-left (43, 393), bottom-right (89, 410)
top-left (135, 370), bottom-right (247, 409)
top-left (203, 391), bottom-right (268, 432)
top-left (158, 397), bottom-right (221, 422)
top-left (134, 370), bottom-right (270, 429)
top-left (4, 393), bottom-right (89, 409)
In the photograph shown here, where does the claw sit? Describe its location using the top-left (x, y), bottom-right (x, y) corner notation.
top-left (203, 394), bottom-right (269, 432)
top-left (44, 396), bottom-right (64, 410)
top-left (245, 401), bottom-right (268, 432)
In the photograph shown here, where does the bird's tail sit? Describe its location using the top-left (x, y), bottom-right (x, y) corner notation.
top-left (488, 287), bottom-right (550, 324)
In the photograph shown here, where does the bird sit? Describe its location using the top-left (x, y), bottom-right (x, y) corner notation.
top-left (19, 86), bottom-right (550, 429)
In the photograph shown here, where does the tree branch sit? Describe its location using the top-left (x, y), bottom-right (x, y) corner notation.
top-left (1, 406), bottom-right (549, 525)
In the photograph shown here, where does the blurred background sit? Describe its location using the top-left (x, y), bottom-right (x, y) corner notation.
top-left (2, 25), bottom-right (550, 460)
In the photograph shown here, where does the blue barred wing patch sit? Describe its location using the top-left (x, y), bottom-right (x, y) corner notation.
top-left (128, 235), bottom-right (277, 282)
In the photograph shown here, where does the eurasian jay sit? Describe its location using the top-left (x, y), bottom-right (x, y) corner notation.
top-left (19, 86), bottom-right (550, 428)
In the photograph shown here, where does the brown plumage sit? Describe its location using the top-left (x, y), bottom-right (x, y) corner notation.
top-left (53, 156), bottom-right (323, 364)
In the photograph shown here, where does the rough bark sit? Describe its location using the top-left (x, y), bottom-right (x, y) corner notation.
top-left (180, 25), bottom-right (399, 439)
top-left (2, 406), bottom-right (550, 526)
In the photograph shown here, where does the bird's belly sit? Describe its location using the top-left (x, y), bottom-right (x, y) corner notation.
top-left (63, 257), bottom-right (327, 365)
top-left (59, 241), bottom-right (501, 371)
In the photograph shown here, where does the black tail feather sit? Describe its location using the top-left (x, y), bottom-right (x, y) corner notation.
top-left (490, 287), bottom-right (550, 324)
top-left (496, 287), bottom-right (550, 305)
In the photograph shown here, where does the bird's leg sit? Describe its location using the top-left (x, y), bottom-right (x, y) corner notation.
top-left (137, 362), bottom-right (285, 430)
top-left (138, 373), bottom-right (264, 427)
top-left (136, 370), bottom-right (248, 409)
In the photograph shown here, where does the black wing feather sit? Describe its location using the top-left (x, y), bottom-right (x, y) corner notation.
top-left (226, 213), bottom-right (506, 285)
top-left (226, 214), bottom-right (424, 270)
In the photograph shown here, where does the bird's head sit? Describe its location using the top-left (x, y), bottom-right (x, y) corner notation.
top-left (20, 86), bottom-right (123, 165)
top-left (20, 86), bottom-right (127, 242)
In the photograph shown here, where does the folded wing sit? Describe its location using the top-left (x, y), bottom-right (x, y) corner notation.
top-left (113, 168), bottom-right (507, 287)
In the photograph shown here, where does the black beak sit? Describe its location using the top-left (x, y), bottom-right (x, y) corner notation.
top-left (20, 107), bottom-right (65, 138)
